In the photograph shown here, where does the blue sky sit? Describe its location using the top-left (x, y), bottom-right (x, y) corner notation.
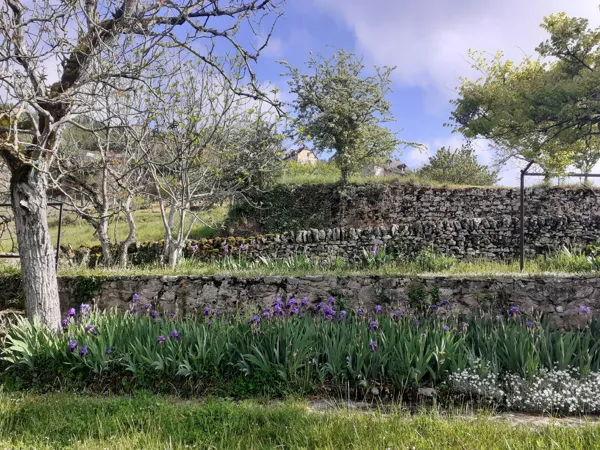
top-left (250, 0), bottom-right (600, 186)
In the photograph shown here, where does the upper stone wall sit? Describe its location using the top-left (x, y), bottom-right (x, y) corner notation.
top-left (230, 183), bottom-right (600, 232)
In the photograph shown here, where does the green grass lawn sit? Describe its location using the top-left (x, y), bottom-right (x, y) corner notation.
top-left (0, 205), bottom-right (227, 251)
top-left (0, 393), bottom-right (599, 449)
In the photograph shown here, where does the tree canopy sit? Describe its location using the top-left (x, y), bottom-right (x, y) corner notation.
top-left (450, 12), bottom-right (600, 175)
top-left (282, 50), bottom-right (403, 182)
top-left (418, 145), bottom-right (499, 186)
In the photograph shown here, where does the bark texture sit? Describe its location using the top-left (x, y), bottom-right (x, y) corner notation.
top-left (11, 167), bottom-right (61, 330)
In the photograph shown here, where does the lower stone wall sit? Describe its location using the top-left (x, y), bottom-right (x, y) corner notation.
top-left (1, 274), bottom-right (599, 328)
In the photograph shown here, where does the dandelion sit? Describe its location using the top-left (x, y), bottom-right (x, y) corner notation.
top-left (369, 321), bottom-right (378, 332)
top-left (369, 340), bottom-right (377, 352)
top-left (67, 308), bottom-right (76, 318)
top-left (68, 340), bottom-right (78, 352)
top-left (373, 305), bottom-right (383, 314)
top-left (170, 330), bottom-right (180, 341)
top-left (157, 335), bottom-right (166, 344)
top-left (580, 305), bottom-right (591, 314)
top-left (79, 346), bottom-right (88, 357)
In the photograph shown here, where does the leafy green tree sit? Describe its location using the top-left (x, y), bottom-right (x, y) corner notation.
top-left (282, 50), bottom-right (414, 183)
top-left (418, 145), bottom-right (499, 186)
top-left (450, 12), bottom-right (600, 176)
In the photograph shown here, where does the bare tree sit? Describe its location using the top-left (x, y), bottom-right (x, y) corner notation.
top-left (0, 0), bottom-right (283, 329)
top-left (52, 88), bottom-right (150, 267)
top-left (139, 60), bottom-right (283, 267)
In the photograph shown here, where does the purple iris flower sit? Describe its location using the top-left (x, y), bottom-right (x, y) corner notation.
top-left (262, 310), bottom-right (272, 320)
top-left (106, 349), bottom-right (113, 354)
top-left (339, 310), bottom-right (347, 321)
top-left (274, 298), bottom-right (283, 306)
top-left (68, 340), bottom-right (78, 352)
top-left (440, 299), bottom-right (449, 306)
top-left (80, 304), bottom-right (91, 317)
top-left (286, 298), bottom-right (297, 309)
top-left (79, 346), bottom-right (88, 356)
top-left (273, 304), bottom-right (283, 316)
top-left (371, 245), bottom-right (377, 255)
top-left (170, 330), bottom-right (180, 341)
top-left (393, 311), bottom-right (404, 320)
top-left (132, 293), bottom-right (140, 302)
top-left (430, 304), bottom-right (438, 310)
top-left (357, 308), bottom-right (364, 317)
top-left (369, 321), bottom-right (378, 332)
top-left (328, 296), bottom-right (335, 306)
top-left (248, 315), bottom-right (260, 325)
top-left (290, 307), bottom-right (299, 316)
top-left (580, 305), bottom-right (591, 314)
top-left (61, 318), bottom-right (71, 329)
top-left (144, 303), bottom-right (152, 311)
top-left (300, 297), bottom-right (308, 308)
top-left (157, 335), bottom-right (166, 344)
top-left (508, 306), bottom-right (521, 316)
top-left (67, 308), bottom-right (76, 318)
top-left (151, 310), bottom-right (159, 319)
top-left (169, 313), bottom-right (176, 318)
top-left (206, 320), bottom-right (212, 328)
top-left (204, 307), bottom-right (211, 317)
top-left (84, 324), bottom-right (96, 334)
top-left (222, 243), bottom-right (230, 254)
top-left (369, 340), bottom-right (377, 352)
top-left (373, 305), bottom-right (383, 314)
top-left (443, 325), bottom-right (450, 331)
top-left (525, 321), bottom-right (534, 328)
top-left (191, 244), bottom-right (199, 253)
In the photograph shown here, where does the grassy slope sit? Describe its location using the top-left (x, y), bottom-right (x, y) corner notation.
top-left (0, 393), bottom-right (598, 449)
top-left (0, 206), bottom-right (227, 251)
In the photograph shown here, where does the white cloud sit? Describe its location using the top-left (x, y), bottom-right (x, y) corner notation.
top-left (312, 0), bottom-right (599, 95)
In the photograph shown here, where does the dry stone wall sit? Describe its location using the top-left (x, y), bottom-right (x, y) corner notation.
top-left (1, 274), bottom-right (599, 329)
top-left (61, 214), bottom-right (600, 266)
top-left (233, 183), bottom-right (600, 231)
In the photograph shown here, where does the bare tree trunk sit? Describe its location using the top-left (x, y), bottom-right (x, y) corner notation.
top-left (97, 219), bottom-right (114, 266)
top-left (117, 196), bottom-right (136, 266)
top-left (11, 168), bottom-right (61, 331)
